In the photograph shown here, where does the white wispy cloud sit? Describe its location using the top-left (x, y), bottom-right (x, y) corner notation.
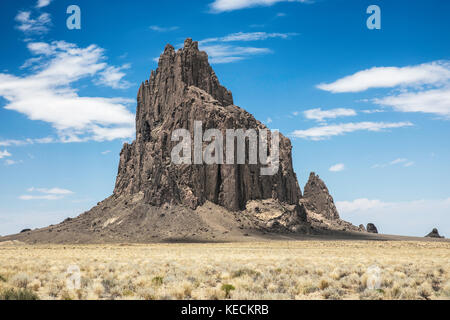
top-left (0, 41), bottom-right (135, 142)
top-left (20, 187), bottom-right (74, 201)
top-left (4, 159), bottom-right (19, 166)
top-left (201, 44), bottom-right (271, 63)
top-left (375, 87), bottom-right (450, 118)
top-left (28, 187), bottom-right (74, 195)
top-left (303, 108), bottom-right (356, 123)
top-left (361, 109), bottom-right (385, 114)
top-left (98, 64), bottom-right (132, 89)
top-left (149, 25), bottom-right (179, 32)
top-left (329, 163), bottom-right (345, 172)
top-left (196, 31), bottom-right (296, 63)
top-left (101, 150), bottom-right (111, 155)
top-left (372, 158), bottom-right (414, 169)
top-left (317, 61), bottom-right (450, 93)
top-left (199, 32), bottom-right (298, 44)
top-left (15, 11), bottom-right (51, 34)
top-left (0, 137), bottom-right (55, 147)
top-left (0, 150), bottom-right (12, 159)
top-left (36, 0), bottom-right (53, 8)
top-left (210, 0), bottom-right (308, 12)
top-left (19, 195), bottom-right (62, 200)
top-left (291, 121), bottom-right (413, 140)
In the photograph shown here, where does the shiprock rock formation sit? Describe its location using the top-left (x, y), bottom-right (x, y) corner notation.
top-left (425, 228), bottom-right (444, 238)
top-left (115, 38), bottom-right (301, 212)
top-left (1, 39), bottom-right (362, 244)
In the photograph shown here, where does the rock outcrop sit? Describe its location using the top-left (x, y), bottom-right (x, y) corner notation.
top-left (367, 223), bottom-right (378, 234)
top-left (425, 228), bottom-right (444, 238)
top-left (114, 38), bottom-right (301, 212)
top-left (0, 38), bottom-right (366, 244)
top-left (302, 173), bottom-right (340, 220)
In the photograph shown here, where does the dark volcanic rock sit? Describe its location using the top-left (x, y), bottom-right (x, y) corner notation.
top-left (367, 223), bottom-right (378, 234)
top-left (302, 172), bottom-right (340, 220)
top-left (114, 38), bottom-right (302, 211)
top-left (425, 228), bottom-right (444, 238)
top-left (0, 38), bottom-right (368, 244)
top-left (20, 229), bottom-right (31, 233)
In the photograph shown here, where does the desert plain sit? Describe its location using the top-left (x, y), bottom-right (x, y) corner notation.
top-left (0, 240), bottom-right (448, 300)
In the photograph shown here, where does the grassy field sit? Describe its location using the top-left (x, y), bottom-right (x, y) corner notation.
top-left (0, 241), bottom-right (449, 300)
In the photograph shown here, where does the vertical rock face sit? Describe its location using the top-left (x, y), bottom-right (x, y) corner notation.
top-left (114, 38), bottom-right (302, 212)
top-left (302, 172), bottom-right (340, 220)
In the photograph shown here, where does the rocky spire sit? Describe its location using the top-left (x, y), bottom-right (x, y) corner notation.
top-left (114, 38), bottom-right (302, 212)
top-left (425, 228), bottom-right (444, 238)
top-left (302, 172), bottom-right (340, 220)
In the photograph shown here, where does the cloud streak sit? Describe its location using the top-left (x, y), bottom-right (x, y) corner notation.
top-left (303, 108), bottom-right (356, 123)
top-left (291, 121), bottom-right (413, 140)
top-left (149, 25), bottom-right (179, 32)
top-left (0, 150), bottom-right (12, 159)
top-left (19, 187), bottom-right (74, 201)
top-left (329, 163), bottom-right (345, 172)
top-left (210, 0), bottom-right (308, 12)
top-left (201, 44), bottom-right (271, 63)
top-left (317, 61), bottom-right (450, 93)
top-left (199, 32), bottom-right (298, 44)
top-left (197, 32), bottom-right (296, 64)
top-left (375, 88), bottom-right (450, 118)
top-left (36, 0), bottom-right (53, 8)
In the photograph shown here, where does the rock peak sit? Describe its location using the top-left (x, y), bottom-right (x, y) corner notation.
top-left (114, 38), bottom-right (302, 212)
top-left (426, 228), bottom-right (444, 238)
top-left (183, 38), bottom-right (198, 50)
top-left (302, 172), bottom-right (340, 220)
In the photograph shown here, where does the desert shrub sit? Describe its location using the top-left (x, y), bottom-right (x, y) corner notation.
top-left (359, 288), bottom-right (384, 300)
top-left (101, 278), bottom-right (117, 294)
top-left (0, 275), bottom-right (6, 282)
top-left (221, 284), bottom-right (235, 298)
top-left (0, 288), bottom-right (39, 300)
top-left (319, 279), bottom-right (330, 290)
top-left (10, 273), bottom-right (31, 288)
top-left (417, 283), bottom-right (433, 300)
top-left (152, 276), bottom-right (164, 286)
top-left (231, 268), bottom-right (260, 279)
top-left (442, 281), bottom-right (450, 297)
top-left (299, 282), bottom-right (318, 295)
top-left (322, 287), bottom-right (343, 300)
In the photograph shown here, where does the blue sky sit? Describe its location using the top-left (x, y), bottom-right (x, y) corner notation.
top-left (0, 0), bottom-right (449, 237)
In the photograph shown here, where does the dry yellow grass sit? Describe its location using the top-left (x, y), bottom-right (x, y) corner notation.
top-left (0, 241), bottom-right (449, 300)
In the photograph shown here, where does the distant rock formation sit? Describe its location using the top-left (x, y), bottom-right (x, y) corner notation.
top-left (425, 228), bottom-right (444, 238)
top-left (302, 173), bottom-right (340, 220)
top-left (367, 223), bottom-right (378, 234)
top-left (359, 224), bottom-right (366, 232)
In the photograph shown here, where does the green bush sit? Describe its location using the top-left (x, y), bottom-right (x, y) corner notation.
top-left (221, 284), bottom-right (235, 298)
top-left (0, 288), bottom-right (39, 300)
top-left (152, 276), bottom-right (164, 286)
